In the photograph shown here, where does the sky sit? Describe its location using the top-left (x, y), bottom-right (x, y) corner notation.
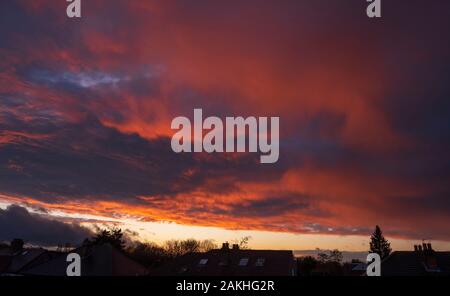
top-left (0, 0), bottom-right (450, 252)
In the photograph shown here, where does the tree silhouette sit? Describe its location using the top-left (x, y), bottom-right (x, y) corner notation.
top-left (163, 239), bottom-right (218, 258)
top-left (127, 242), bottom-right (169, 267)
top-left (315, 249), bottom-right (344, 276)
top-left (369, 225), bottom-right (392, 259)
top-left (317, 249), bottom-right (343, 263)
top-left (297, 256), bottom-right (318, 276)
top-left (199, 239), bottom-right (218, 252)
top-left (328, 249), bottom-right (343, 263)
top-left (91, 228), bottom-right (125, 250)
top-left (231, 236), bottom-right (252, 249)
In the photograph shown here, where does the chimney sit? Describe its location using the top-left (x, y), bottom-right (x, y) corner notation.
top-left (417, 242), bottom-right (439, 272)
top-left (232, 244), bottom-right (240, 250)
top-left (10, 239), bottom-right (24, 253)
top-left (418, 245), bottom-right (423, 252)
top-left (422, 242), bottom-right (428, 251)
top-left (414, 245), bottom-right (418, 252)
top-left (222, 242), bottom-right (230, 250)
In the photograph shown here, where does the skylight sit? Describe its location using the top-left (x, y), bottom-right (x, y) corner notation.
top-left (239, 258), bottom-right (249, 266)
top-left (219, 259), bottom-right (229, 266)
top-left (255, 258), bottom-right (266, 267)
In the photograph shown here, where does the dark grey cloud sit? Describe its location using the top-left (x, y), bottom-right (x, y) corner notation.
top-left (230, 195), bottom-right (310, 218)
top-left (301, 223), bottom-right (372, 236)
top-left (0, 205), bottom-right (93, 246)
top-left (0, 109), bottom-right (277, 205)
top-left (0, 115), bottom-right (194, 202)
top-left (214, 193), bottom-right (330, 219)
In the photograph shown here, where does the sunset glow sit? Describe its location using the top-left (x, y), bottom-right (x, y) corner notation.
top-left (1, 0), bottom-right (449, 252)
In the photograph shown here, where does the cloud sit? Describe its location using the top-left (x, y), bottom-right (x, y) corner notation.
top-left (0, 205), bottom-right (93, 246)
top-left (0, 0), bottom-right (449, 242)
top-left (223, 194), bottom-right (313, 218)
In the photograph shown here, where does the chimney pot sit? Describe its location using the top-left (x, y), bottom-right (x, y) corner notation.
top-left (10, 239), bottom-right (24, 253)
top-left (232, 244), bottom-right (239, 250)
top-left (222, 242), bottom-right (230, 250)
top-left (427, 243), bottom-right (432, 251)
top-left (414, 245), bottom-right (418, 252)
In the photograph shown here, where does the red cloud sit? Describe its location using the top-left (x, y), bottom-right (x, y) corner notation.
top-left (0, 0), bottom-right (449, 243)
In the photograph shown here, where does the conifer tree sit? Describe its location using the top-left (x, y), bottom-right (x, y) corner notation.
top-left (369, 225), bottom-right (392, 259)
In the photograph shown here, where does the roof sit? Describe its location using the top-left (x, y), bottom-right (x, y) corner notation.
top-left (351, 263), bottom-right (368, 271)
top-left (22, 243), bottom-right (148, 276)
top-left (0, 256), bottom-right (12, 274)
top-left (6, 248), bottom-right (46, 273)
top-left (153, 249), bottom-right (295, 276)
top-left (0, 247), bottom-right (52, 275)
top-left (381, 251), bottom-right (450, 276)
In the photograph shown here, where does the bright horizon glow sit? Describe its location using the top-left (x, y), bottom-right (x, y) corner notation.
top-left (2, 201), bottom-right (450, 252)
